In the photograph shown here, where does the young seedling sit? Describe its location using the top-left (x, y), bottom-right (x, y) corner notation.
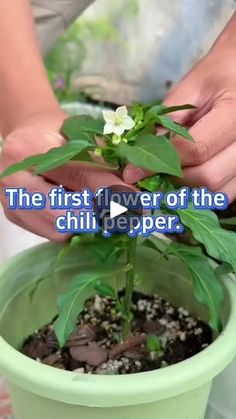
top-left (147, 335), bottom-right (162, 352)
top-left (1, 102), bottom-right (236, 348)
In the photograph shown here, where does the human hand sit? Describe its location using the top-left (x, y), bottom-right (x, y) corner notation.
top-left (0, 110), bottom-right (128, 241)
top-left (123, 13), bottom-right (236, 203)
top-left (0, 1), bottom-right (130, 241)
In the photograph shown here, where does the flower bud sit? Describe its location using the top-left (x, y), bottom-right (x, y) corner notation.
top-left (112, 135), bottom-right (121, 145)
top-left (94, 148), bottom-right (102, 157)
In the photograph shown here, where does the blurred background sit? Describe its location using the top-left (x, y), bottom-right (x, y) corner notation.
top-left (43, 0), bottom-right (235, 105)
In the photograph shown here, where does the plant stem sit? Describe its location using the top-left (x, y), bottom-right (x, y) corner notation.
top-left (122, 236), bottom-right (138, 341)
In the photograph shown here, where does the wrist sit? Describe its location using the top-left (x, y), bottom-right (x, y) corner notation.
top-left (0, 1), bottom-right (62, 137)
top-left (5, 99), bottom-right (62, 136)
top-left (0, 76), bottom-right (61, 137)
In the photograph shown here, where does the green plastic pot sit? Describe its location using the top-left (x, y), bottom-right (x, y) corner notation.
top-left (0, 242), bottom-right (236, 419)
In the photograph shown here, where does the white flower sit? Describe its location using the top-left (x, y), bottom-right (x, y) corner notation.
top-left (102, 106), bottom-right (135, 136)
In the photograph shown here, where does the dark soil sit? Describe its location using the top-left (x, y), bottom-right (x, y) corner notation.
top-left (22, 291), bottom-right (212, 375)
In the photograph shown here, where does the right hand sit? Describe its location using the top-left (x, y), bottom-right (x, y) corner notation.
top-left (123, 13), bottom-right (236, 203)
top-left (0, 109), bottom-right (127, 241)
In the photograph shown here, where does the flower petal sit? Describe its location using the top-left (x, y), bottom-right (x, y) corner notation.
top-left (103, 122), bottom-right (114, 134)
top-left (116, 106), bottom-right (128, 118)
top-left (102, 110), bottom-right (115, 123)
top-left (113, 125), bottom-right (126, 136)
top-left (123, 116), bottom-right (135, 130)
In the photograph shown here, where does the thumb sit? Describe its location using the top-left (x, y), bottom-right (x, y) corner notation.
top-left (44, 162), bottom-right (137, 193)
top-left (163, 74), bottom-right (200, 125)
top-left (174, 102), bottom-right (236, 167)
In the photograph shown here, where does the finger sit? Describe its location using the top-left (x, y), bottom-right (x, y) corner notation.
top-left (181, 140), bottom-right (236, 193)
top-left (2, 206), bottom-right (63, 242)
top-left (173, 103), bottom-right (236, 167)
top-left (0, 172), bottom-right (71, 242)
top-left (2, 127), bottom-right (65, 165)
top-left (220, 177), bottom-right (236, 203)
top-left (44, 159), bottom-right (119, 179)
top-left (44, 164), bottom-right (134, 193)
top-left (123, 164), bottom-right (152, 185)
top-left (163, 73), bottom-right (201, 125)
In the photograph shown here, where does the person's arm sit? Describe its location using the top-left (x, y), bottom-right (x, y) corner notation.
top-left (0, 0), bottom-right (61, 137)
top-left (124, 12), bottom-right (236, 203)
top-left (0, 0), bottom-right (125, 241)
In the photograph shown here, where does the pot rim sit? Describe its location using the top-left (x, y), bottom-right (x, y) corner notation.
top-left (0, 242), bottom-right (236, 407)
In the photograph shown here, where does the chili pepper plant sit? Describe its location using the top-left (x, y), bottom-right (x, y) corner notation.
top-left (1, 102), bottom-right (236, 352)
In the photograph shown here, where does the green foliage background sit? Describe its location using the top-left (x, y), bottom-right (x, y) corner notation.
top-left (45, 0), bottom-right (139, 102)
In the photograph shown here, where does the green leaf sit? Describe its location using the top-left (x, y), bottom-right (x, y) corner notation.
top-left (94, 279), bottom-right (117, 298)
top-left (138, 175), bottom-right (163, 192)
top-left (56, 245), bottom-right (71, 265)
top-left (176, 206), bottom-right (236, 272)
top-left (118, 134), bottom-right (182, 177)
top-left (220, 217), bottom-right (236, 226)
top-left (61, 115), bottom-right (104, 142)
top-left (90, 245), bottom-right (124, 265)
top-left (126, 122), bottom-right (156, 142)
top-left (159, 104), bottom-right (197, 115)
top-left (146, 104), bottom-right (196, 117)
top-left (56, 236), bottom-right (82, 265)
top-left (102, 148), bottom-right (119, 166)
top-left (215, 262), bottom-right (233, 276)
top-left (141, 100), bottom-right (162, 112)
top-left (69, 235), bottom-right (82, 246)
top-left (156, 116), bottom-right (193, 141)
top-left (167, 243), bottom-right (224, 331)
top-left (29, 276), bottom-right (51, 302)
top-left (84, 235), bottom-right (128, 265)
top-left (0, 141), bottom-right (92, 179)
top-left (167, 242), bottom-right (203, 258)
top-left (190, 260), bottom-right (223, 332)
top-left (54, 272), bottom-right (99, 347)
top-left (0, 154), bottom-right (44, 179)
top-left (64, 234), bottom-right (128, 269)
top-left (147, 335), bottom-right (162, 352)
top-left (34, 141), bottom-right (92, 174)
top-left (71, 150), bottom-right (93, 162)
top-left (138, 175), bottom-right (173, 192)
top-left (140, 236), bottom-right (168, 254)
top-left (131, 103), bottom-right (144, 122)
